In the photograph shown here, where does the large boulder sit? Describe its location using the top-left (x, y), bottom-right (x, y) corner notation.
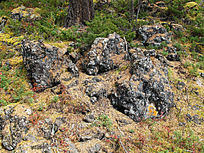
top-left (109, 48), bottom-right (174, 122)
top-left (139, 24), bottom-right (171, 46)
top-left (83, 33), bottom-right (127, 75)
top-left (22, 40), bottom-right (64, 92)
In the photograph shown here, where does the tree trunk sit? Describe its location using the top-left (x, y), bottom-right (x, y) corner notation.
top-left (130, 0), bottom-right (134, 20)
top-left (65, 0), bottom-right (94, 27)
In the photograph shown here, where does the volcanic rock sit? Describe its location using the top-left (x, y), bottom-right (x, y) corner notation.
top-left (139, 24), bottom-right (171, 46)
top-left (83, 32), bottom-right (127, 75)
top-left (109, 48), bottom-right (174, 122)
top-left (22, 40), bottom-right (65, 91)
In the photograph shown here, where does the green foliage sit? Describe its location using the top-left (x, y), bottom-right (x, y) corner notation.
top-left (92, 114), bottom-right (113, 130)
top-left (189, 26), bottom-right (204, 37)
top-left (38, 103), bottom-right (44, 111)
top-left (180, 37), bottom-right (187, 43)
top-left (0, 99), bottom-right (7, 106)
top-left (80, 12), bottom-right (136, 45)
top-left (184, 61), bottom-right (191, 68)
top-left (174, 43), bottom-right (183, 51)
top-left (0, 65), bottom-right (33, 105)
top-left (189, 64), bottom-right (199, 77)
top-left (129, 129), bottom-right (135, 133)
top-left (171, 130), bottom-right (203, 151)
top-left (52, 95), bottom-right (59, 103)
top-left (174, 30), bottom-right (184, 39)
top-left (196, 61), bottom-right (204, 70)
top-left (162, 50), bottom-right (168, 56)
top-left (167, 68), bottom-right (173, 80)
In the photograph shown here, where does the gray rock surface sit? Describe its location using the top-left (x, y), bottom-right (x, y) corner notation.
top-left (83, 32), bottom-right (127, 75)
top-left (139, 24), bottom-right (171, 46)
top-left (0, 107), bottom-right (29, 151)
top-left (109, 48), bottom-right (174, 122)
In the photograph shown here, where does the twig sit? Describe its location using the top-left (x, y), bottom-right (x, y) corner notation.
top-left (119, 139), bottom-right (129, 153)
top-left (116, 120), bottom-right (128, 153)
top-left (117, 126), bottom-right (124, 136)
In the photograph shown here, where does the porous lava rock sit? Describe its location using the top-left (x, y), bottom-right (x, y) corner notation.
top-left (139, 24), bottom-right (171, 46)
top-left (166, 46), bottom-right (180, 61)
top-left (109, 48), bottom-right (174, 122)
top-left (22, 40), bottom-right (64, 91)
top-left (0, 107), bottom-right (29, 151)
top-left (83, 32), bottom-right (127, 75)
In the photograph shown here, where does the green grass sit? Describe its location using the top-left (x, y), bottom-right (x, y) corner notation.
top-left (0, 64), bottom-right (34, 106)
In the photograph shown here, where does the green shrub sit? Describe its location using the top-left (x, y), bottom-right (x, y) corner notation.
top-left (184, 62), bottom-right (191, 68)
top-left (0, 99), bottom-right (7, 106)
top-left (162, 49), bottom-right (168, 56)
top-left (174, 43), bottom-right (183, 51)
top-left (92, 114), bottom-right (113, 130)
top-left (79, 12), bottom-right (136, 46)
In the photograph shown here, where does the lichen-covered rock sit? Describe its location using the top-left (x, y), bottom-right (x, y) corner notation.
top-left (22, 40), bottom-right (64, 91)
top-left (11, 5), bottom-right (41, 21)
top-left (0, 107), bottom-right (29, 151)
top-left (83, 32), bottom-right (127, 75)
top-left (109, 48), bottom-right (174, 122)
top-left (83, 76), bottom-right (109, 104)
top-left (139, 24), bottom-right (171, 46)
top-left (166, 46), bottom-right (180, 61)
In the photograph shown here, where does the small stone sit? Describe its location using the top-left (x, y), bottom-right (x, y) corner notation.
top-left (23, 134), bottom-right (37, 142)
top-left (177, 81), bottom-right (185, 90)
top-left (192, 115), bottom-right (201, 124)
top-left (79, 135), bottom-right (93, 142)
top-left (95, 144), bottom-right (101, 152)
top-left (167, 54), bottom-right (180, 61)
top-left (139, 25), bottom-right (171, 46)
top-left (25, 109), bottom-right (32, 115)
top-left (90, 97), bottom-right (97, 104)
top-left (44, 118), bottom-right (52, 124)
top-left (178, 122), bottom-right (186, 126)
top-left (196, 79), bottom-right (203, 87)
top-left (55, 118), bottom-right (64, 127)
top-left (83, 114), bottom-right (95, 123)
top-left (65, 138), bottom-right (78, 153)
top-left (88, 143), bottom-right (102, 153)
top-left (186, 114), bottom-right (192, 121)
top-left (200, 73), bottom-right (204, 77)
top-left (105, 133), bottom-right (110, 138)
top-left (83, 33), bottom-right (127, 75)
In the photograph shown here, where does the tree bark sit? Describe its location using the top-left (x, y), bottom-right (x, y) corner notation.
top-left (65, 0), bottom-right (94, 27)
top-left (130, 0), bottom-right (134, 20)
top-left (136, 0), bottom-right (141, 23)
